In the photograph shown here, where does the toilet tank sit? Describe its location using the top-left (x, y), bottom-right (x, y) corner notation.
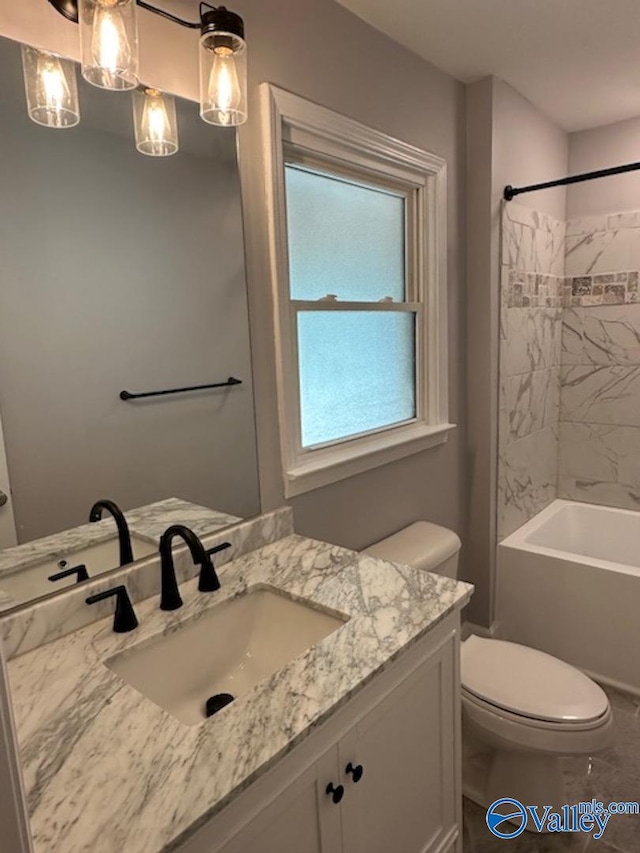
top-left (363, 521), bottom-right (462, 579)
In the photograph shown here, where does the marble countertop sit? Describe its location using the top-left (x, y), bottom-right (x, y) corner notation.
top-left (7, 533), bottom-right (473, 853)
top-left (0, 498), bottom-right (241, 611)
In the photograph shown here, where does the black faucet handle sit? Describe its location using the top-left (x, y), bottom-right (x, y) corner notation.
top-left (86, 585), bottom-right (139, 633)
top-left (205, 542), bottom-right (232, 558)
top-left (199, 541), bottom-right (231, 593)
top-left (49, 564), bottom-right (90, 584)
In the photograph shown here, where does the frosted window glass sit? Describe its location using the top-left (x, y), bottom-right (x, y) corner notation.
top-left (285, 165), bottom-right (405, 302)
top-left (297, 312), bottom-right (416, 447)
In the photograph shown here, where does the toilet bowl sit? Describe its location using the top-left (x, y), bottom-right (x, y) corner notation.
top-left (364, 521), bottom-right (613, 814)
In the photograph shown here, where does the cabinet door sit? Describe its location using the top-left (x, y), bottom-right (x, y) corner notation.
top-left (214, 746), bottom-right (343, 853)
top-left (340, 631), bottom-right (458, 853)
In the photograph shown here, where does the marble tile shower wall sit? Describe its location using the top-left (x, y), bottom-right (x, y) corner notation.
top-left (560, 210), bottom-right (640, 510)
top-left (498, 203), bottom-right (565, 540)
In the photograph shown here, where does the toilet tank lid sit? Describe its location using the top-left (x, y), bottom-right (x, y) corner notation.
top-left (363, 521), bottom-right (461, 571)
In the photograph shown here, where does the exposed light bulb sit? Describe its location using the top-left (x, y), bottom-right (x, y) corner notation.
top-left (207, 49), bottom-right (241, 127)
top-left (40, 57), bottom-right (68, 114)
top-left (133, 88), bottom-right (179, 157)
top-left (21, 45), bottom-right (80, 129)
top-left (93, 6), bottom-right (130, 77)
top-left (146, 100), bottom-right (168, 142)
top-left (80, 0), bottom-right (138, 91)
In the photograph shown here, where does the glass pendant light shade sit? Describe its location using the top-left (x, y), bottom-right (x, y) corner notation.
top-left (79, 0), bottom-right (138, 91)
top-left (133, 88), bottom-right (179, 157)
top-left (199, 8), bottom-right (247, 127)
top-left (21, 45), bottom-right (80, 129)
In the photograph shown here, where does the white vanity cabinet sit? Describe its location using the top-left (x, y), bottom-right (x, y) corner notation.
top-left (178, 614), bottom-right (461, 853)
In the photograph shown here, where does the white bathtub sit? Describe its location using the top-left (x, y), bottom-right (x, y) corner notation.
top-left (497, 499), bottom-right (640, 695)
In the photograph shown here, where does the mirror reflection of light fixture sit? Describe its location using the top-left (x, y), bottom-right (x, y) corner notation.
top-left (21, 44), bottom-right (80, 129)
top-left (46, 0), bottom-right (248, 126)
top-left (79, 0), bottom-right (138, 91)
top-left (133, 87), bottom-right (178, 156)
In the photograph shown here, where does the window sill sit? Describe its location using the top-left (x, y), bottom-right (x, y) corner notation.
top-left (284, 422), bottom-right (456, 498)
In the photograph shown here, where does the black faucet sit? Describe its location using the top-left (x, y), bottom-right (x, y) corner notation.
top-left (89, 499), bottom-right (134, 567)
top-left (159, 525), bottom-right (223, 611)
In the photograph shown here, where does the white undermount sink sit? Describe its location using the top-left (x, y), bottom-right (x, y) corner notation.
top-left (107, 587), bottom-right (349, 726)
top-left (0, 535), bottom-right (157, 602)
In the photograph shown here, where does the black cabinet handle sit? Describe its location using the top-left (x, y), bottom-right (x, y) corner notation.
top-left (345, 762), bottom-right (364, 783)
top-left (325, 782), bottom-right (344, 804)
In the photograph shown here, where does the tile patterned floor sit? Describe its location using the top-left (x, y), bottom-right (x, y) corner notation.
top-left (462, 686), bottom-right (640, 853)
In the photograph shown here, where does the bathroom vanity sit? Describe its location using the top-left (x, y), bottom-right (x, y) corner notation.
top-left (5, 529), bottom-right (472, 853)
top-left (180, 612), bottom-right (461, 853)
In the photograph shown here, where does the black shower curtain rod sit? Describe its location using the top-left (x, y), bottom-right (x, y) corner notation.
top-left (503, 160), bottom-right (640, 201)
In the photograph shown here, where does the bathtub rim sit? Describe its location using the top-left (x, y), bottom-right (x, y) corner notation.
top-left (499, 499), bottom-right (640, 579)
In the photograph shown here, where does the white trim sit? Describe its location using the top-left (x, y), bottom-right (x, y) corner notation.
top-left (286, 422), bottom-right (455, 498)
top-left (260, 84), bottom-right (451, 498)
top-left (0, 643), bottom-right (32, 853)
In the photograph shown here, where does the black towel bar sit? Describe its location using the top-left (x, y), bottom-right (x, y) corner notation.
top-left (120, 377), bottom-right (242, 401)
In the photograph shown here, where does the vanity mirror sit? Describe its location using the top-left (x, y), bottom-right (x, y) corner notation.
top-left (0, 33), bottom-right (260, 609)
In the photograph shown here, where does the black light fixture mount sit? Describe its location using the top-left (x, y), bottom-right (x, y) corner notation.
top-left (47, 0), bottom-right (242, 37)
top-left (200, 6), bottom-right (244, 42)
top-left (48, 0), bottom-right (79, 22)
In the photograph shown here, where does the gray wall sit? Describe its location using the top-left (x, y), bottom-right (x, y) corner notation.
top-left (568, 115), bottom-right (640, 217)
top-left (466, 76), bottom-right (568, 625)
top-left (0, 79), bottom-right (259, 541)
top-left (465, 77), bottom-right (496, 625)
top-left (492, 79), bottom-right (568, 222)
top-left (237, 0), bottom-right (468, 558)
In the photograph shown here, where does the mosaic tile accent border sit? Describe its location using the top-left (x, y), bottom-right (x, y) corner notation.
top-left (505, 269), bottom-right (640, 308)
top-left (569, 270), bottom-right (639, 306)
top-left (506, 270), bottom-right (565, 307)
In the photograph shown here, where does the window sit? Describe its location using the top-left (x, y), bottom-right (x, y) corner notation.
top-left (261, 85), bottom-right (454, 497)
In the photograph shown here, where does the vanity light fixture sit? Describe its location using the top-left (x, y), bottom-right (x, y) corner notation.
top-left (199, 6), bottom-right (246, 126)
top-left (133, 86), bottom-right (179, 156)
top-left (21, 44), bottom-right (81, 129)
top-left (46, 0), bottom-right (248, 126)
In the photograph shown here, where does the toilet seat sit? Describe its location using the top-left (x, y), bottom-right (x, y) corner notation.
top-left (461, 635), bottom-right (609, 724)
top-left (462, 687), bottom-right (610, 732)
top-left (462, 688), bottom-right (613, 756)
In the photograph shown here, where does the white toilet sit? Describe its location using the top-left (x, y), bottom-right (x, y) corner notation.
top-left (364, 521), bottom-right (613, 812)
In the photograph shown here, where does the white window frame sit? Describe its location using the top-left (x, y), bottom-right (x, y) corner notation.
top-left (261, 84), bottom-right (454, 498)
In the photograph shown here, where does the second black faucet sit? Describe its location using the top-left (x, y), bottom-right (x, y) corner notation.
top-left (159, 525), bottom-right (230, 611)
